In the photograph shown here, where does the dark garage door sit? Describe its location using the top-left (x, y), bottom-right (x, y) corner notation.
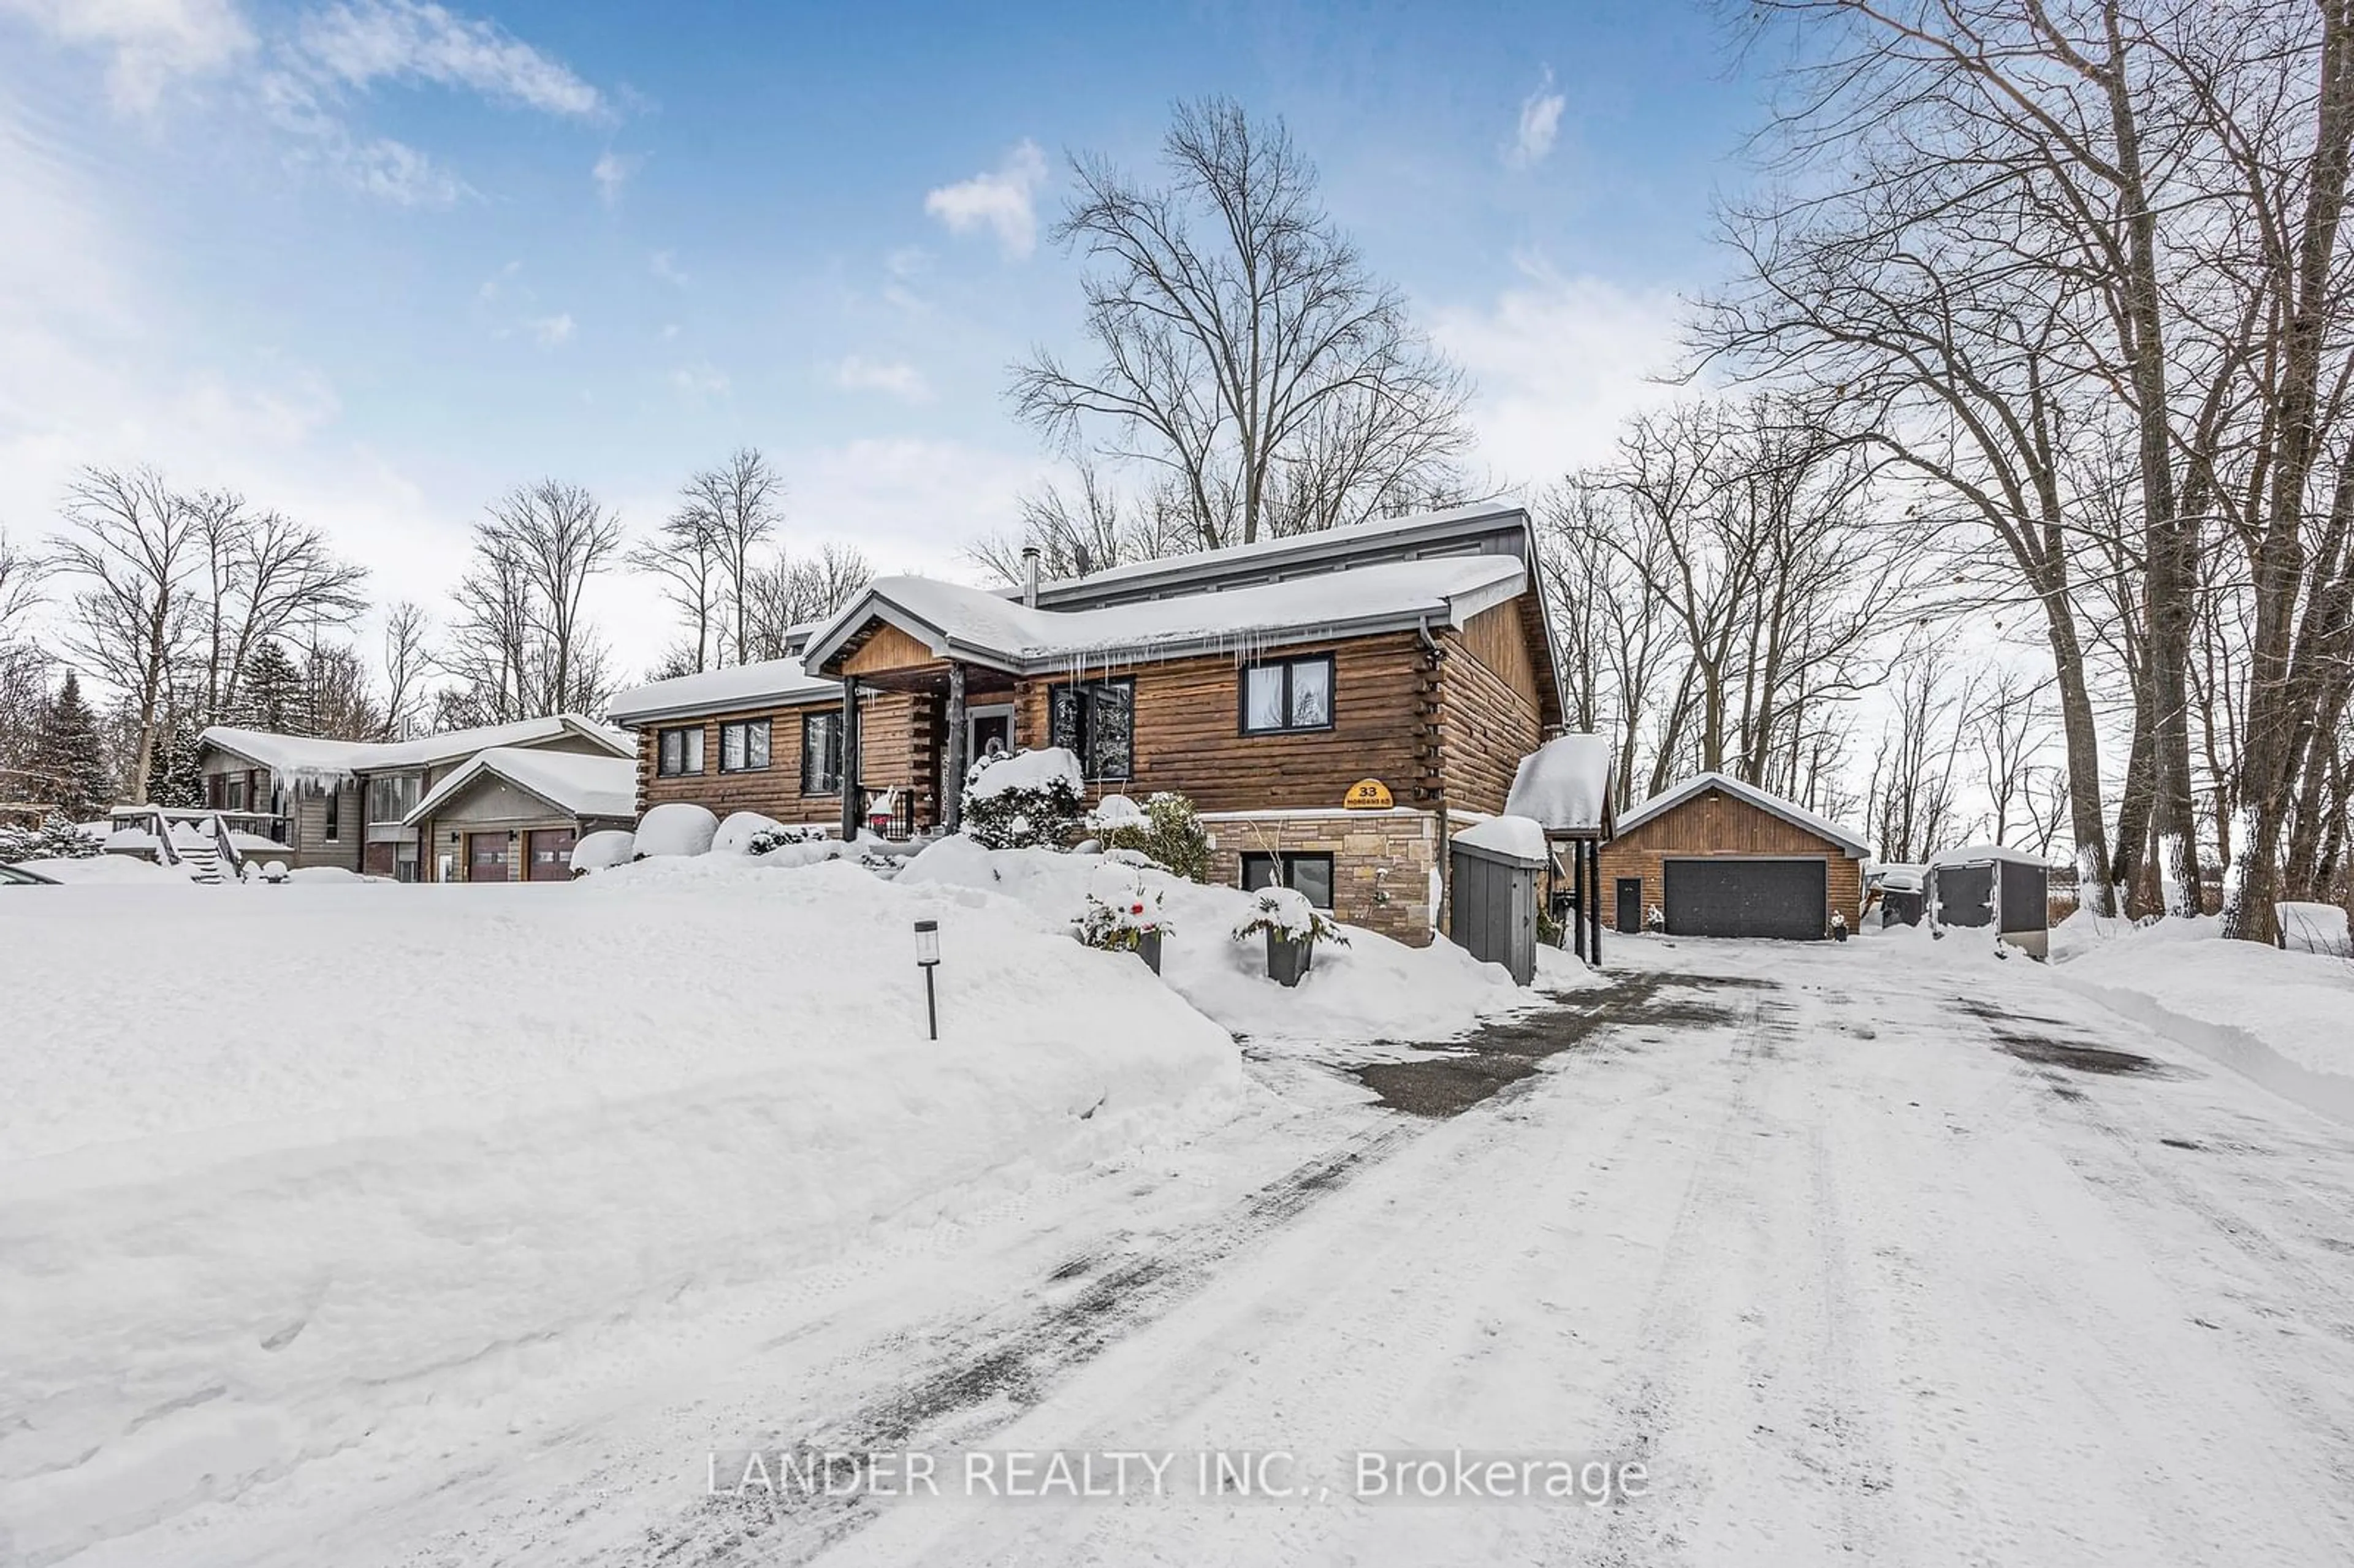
top-left (1663, 858), bottom-right (1827, 940)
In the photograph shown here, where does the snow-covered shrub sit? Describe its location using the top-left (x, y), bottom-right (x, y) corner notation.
top-left (571, 830), bottom-right (636, 874)
top-left (0, 812), bottom-right (102, 862)
top-left (745, 823), bottom-right (831, 856)
top-left (1073, 861), bottom-right (1169, 953)
top-left (1645, 904), bottom-right (1665, 934)
top-left (1086, 793), bottom-right (1150, 856)
top-left (634, 802), bottom-right (719, 858)
top-left (1143, 791), bottom-right (1211, 883)
top-left (712, 810), bottom-right (787, 856)
top-left (963, 747), bottom-right (1084, 851)
top-left (1231, 885), bottom-right (1348, 947)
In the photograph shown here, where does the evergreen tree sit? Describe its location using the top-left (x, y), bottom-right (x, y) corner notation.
top-left (34, 672), bottom-right (115, 820)
top-left (147, 714), bottom-right (207, 809)
top-left (236, 640), bottom-right (307, 734)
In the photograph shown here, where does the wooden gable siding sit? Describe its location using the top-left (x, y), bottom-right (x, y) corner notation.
top-left (634, 692), bottom-right (924, 823)
top-left (1009, 633), bottom-right (1431, 813)
top-left (1434, 617), bottom-right (1544, 816)
top-left (840, 622), bottom-right (938, 678)
top-left (1597, 785), bottom-right (1865, 923)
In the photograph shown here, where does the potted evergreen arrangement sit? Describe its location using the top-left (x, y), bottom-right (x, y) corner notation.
top-left (1231, 885), bottom-right (1347, 988)
top-left (1075, 861), bottom-right (1170, 973)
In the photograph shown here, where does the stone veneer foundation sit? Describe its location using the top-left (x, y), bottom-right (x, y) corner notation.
top-left (1200, 807), bottom-right (1440, 948)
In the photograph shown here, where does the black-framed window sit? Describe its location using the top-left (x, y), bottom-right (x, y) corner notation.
top-left (1049, 677), bottom-right (1135, 780)
top-left (1241, 851), bottom-right (1335, 910)
top-left (1240, 655), bottom-right (1334, 734)
top-left (720, 718), bottom-right (771, 773)
top-left (801, 711), bottom-right (844, 795)
top-left (658, 725), bottom-right (704, 777)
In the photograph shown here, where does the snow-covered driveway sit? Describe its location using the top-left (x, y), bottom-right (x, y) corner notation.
top-left (73, 935), bottom-right (2354, 1567)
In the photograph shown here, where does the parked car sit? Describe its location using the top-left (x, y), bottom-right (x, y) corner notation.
top-left (0, 862), bottom-right (61, 886)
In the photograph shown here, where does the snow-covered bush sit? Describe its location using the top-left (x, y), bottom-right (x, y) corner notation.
top-left (746, 823), bottom-right (831, 856)
top-left (1231, 885), bottom-right (1347, 947)
top-left (964, 747), bottom-right (1084, 851)
top-left (711, 810), bottom-right (787, 855)
top-left (634, 802), bottom-right (718, 858)
top-left (1086, 793), bottom-right (1150, 855)
top-left (571, 830), bottom-right (636, 874)
top-left (0, 812), bottom-right (102, 862)
top-left (1073, 860), bottom-right (1168, 952)
top-left (1645, 904), bottom-right (1665, 934)
top-left (1143, 791), bottom-right (1211, 883)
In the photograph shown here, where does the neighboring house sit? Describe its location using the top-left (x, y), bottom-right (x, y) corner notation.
top-left (196, 715), bottom-right (634, 878)
top-left (606, 503), bottom-right (1567, 945)
top-left (403, 747), bottom-right (638, 883)
top-left (1596, 772), bottom-right (1870, 940)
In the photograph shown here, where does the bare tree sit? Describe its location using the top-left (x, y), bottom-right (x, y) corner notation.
top-left (379, 601), bottom-right (432, 740)
top-left (1965, 666), bottom-right (2057, 846)
top-left (0, 530), bottom-right (43, 640)
top-left (49, 467), bottom-right (202, 799)
top-left (1012, 97), bottom-right (1471, 549)
top-left (1867, 642), bottom-right (1971, 862)
top-left (191, 490), bottom-right (369, 726)
top-left (628, 503), bottom-right (722, 673)
top-left (674, 449), bottom-right (781, 664)
top-left (968, 465), bottom-right (1195, 587)
top-left (741, 544), bottom-right (874, 658)
top-left (440, 483), bottom-right (620, 723)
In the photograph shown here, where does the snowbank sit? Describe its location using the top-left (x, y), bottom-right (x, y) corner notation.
top-left (2051, 912), bottom-right (2354, 1121)
top-left (633, 801), bottom-right (717, 857)
top-left (12, 854), bottom-right (193, 885)
top-left (899, 835), bottom-right (1548, 1049)
top-left (2277, 900), bottom-right (2351, 957)
top-left (0, 865), bottom-right (1240, 1561)
top-left (570, 829), bottom-right (634, 872)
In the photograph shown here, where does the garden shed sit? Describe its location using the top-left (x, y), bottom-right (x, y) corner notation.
top-left (1927, 845), bottom-right (2052, 961)
top-left (1447, 814), bottom-right (1546, 985)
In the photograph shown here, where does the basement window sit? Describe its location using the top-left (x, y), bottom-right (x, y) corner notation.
top-left (1241, 851), bottom-right (1335, 910)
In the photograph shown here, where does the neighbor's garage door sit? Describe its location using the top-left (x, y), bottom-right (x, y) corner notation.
top-left (1663, 858), bottom-right (1827, 940)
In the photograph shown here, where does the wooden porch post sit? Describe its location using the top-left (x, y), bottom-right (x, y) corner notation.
top-left (839, 676), bottom-right (861, 840)
top-left (1571, 834), bottom-right (1588, 961)
top-left (1588, 840), bottom-right (1604, 964)
top-left (943, 661), bottom-right (968, 834)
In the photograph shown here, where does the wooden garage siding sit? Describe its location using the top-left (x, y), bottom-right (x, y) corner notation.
top-left (632, 691), bottom-right (923, 823)
top-left (1008, 633), bottom-right (1428, 814)
top-left (1596, 787), bottom-right (1864, 931)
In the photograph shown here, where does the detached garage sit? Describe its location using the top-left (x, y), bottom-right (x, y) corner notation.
top-left (403, 747), bottom-right (639, 883)
top-left (1597, 772), bottom-right (1869, 940)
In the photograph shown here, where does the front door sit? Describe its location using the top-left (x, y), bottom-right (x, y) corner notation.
top-left (1616, 877), bottom-right (1644, 934)
top-left (467, 832), bottom-right (510, 884)
top-left (526, 828), bottom-right (576, 881)
top-left (967, 706), bottom-right (1013, 765)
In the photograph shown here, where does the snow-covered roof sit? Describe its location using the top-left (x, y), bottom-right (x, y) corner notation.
top-left (1503, 734), bottom-right (1615, 835)
top-left (200, 715), bottom-right (629, 785)
top-left (403, 747), bottom-right (639, 826)
top-left (1027, 501), bottom-right (1528, 606)
top-left (1615, 771), bottom-right (1873, 859)
top-left (605, 657), bottom-right (842, 727)
top-left (1874, 865), bottom-right (1925, 893)
top-left (802, 555), bottom-right (1526, 677)
top-left (1927, 843), bottom-right (2058, 870)
top-left (1451, 813), bottom-right (1550, 864)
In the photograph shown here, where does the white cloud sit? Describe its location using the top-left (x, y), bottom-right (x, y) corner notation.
top-left (923, 139), bottom-right (1048, 259)
top-left (649, 249), bottom-right (687, 287)
top-left (1430, 258), bottom-right (1687, 488)
top-left (834, 355), bottom-right (932, 403)
top-left (525, 311), bottom-right (574, 347)
top-left (668, 362), bottom-right (728, 398)
top-left (592, 148), bottom-right (639, 206)
top-left (0, 0), bottom-right (254, 110)
top-left (291, 0), bottom-right (603, 118)
top-left (1506, 67), bottom-right (1566, 169)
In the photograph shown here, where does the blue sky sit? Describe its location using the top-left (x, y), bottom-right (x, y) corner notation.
top-left (0, 0), bottom-right (1766, 674)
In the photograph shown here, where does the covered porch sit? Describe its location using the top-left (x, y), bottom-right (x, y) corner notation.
top-left (817, 618), bottom-right (1026, 841)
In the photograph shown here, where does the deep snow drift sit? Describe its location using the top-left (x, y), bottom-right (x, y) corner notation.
top-left (0, 863), bottom-right (1242, 1564)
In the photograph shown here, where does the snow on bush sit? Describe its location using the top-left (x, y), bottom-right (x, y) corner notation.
top-left (1232, 885), bottom-right (1347, 946)
top-left (1081, 790), bottom-right (1210, 881)
top-left (746, 823), bottom-right (831, 856)
top-left (963, 747), bottom-right (1084, 850)
top-left (0, 811), bottom-right (102, 862)
top-left (1074, 859), bottom-right (1168, 951)
top-left (711, 810), bottom-right (787, 855)
top-left (571, 829), bottom-right (635, 873)
top-left (633, 801), bottom-right (718, 858)
top-left (0, 858), bottom-right (1241, 1562)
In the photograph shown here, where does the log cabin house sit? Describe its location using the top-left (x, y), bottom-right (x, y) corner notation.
top-left (605, 503), bottom-right (1568, 945)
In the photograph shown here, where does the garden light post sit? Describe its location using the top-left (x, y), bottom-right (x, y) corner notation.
top-left (913, 918), bottom-right (940, 1039)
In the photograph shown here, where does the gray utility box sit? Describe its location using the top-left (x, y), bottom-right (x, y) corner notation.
top-left (1449, 838), bottom-right (1542, 986)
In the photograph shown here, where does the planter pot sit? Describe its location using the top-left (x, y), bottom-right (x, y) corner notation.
top-left (1265, 931), bottom-right (1314, 988)
top-left (1136, 929), bottom-right (1164, 975)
